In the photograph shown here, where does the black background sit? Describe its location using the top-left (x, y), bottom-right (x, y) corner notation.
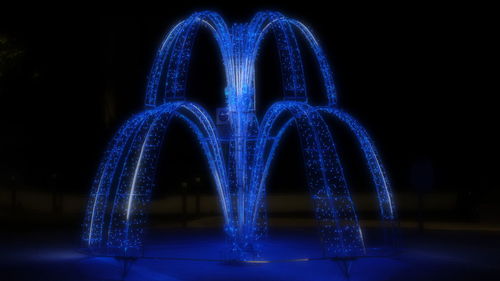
top-left (0, 3), bottom-right (496, 200)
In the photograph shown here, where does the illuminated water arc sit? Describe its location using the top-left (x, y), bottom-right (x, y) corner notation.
top-left (146, 12), bottom-right (233, 106)
top-left (118, 103), bottom-right (234, 249)
top-left (129, 103), bottom-right (232, 223)
top-left (317, 107), bottom-right (396, 220)
top-left (125, 119), bottom-right (158, 221)
top-left (85, 112), bottom-right (156, 247)
top-left (99, 104), bottom-right (234, 253)
top-left (247, 12), bottom-right (306, 102)
top-left (105, 109), bottom-right (171, 251)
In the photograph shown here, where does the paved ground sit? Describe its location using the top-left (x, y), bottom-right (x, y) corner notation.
top-left (1, 228), bottom-right (499, 281)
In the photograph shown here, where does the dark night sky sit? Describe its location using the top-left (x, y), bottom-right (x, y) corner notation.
top-left (0, 4), bottom-right (496, 196)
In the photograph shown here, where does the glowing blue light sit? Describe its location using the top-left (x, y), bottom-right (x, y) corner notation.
top-left (82, 11), bottom-right (396, 261)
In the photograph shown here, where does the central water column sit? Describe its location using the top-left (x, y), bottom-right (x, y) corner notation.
top-left (223, 23), bottom-right (262, 259)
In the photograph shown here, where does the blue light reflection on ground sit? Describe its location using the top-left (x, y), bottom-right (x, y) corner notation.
top-left (2, 229), bottom-right (500, 281)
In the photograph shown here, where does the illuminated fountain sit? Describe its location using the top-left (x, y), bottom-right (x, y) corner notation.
top-left (82, 11), bottom-right (396, 268)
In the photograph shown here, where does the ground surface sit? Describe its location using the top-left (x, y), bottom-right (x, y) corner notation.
top-left (1, 228), bottom-right (499, 281)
